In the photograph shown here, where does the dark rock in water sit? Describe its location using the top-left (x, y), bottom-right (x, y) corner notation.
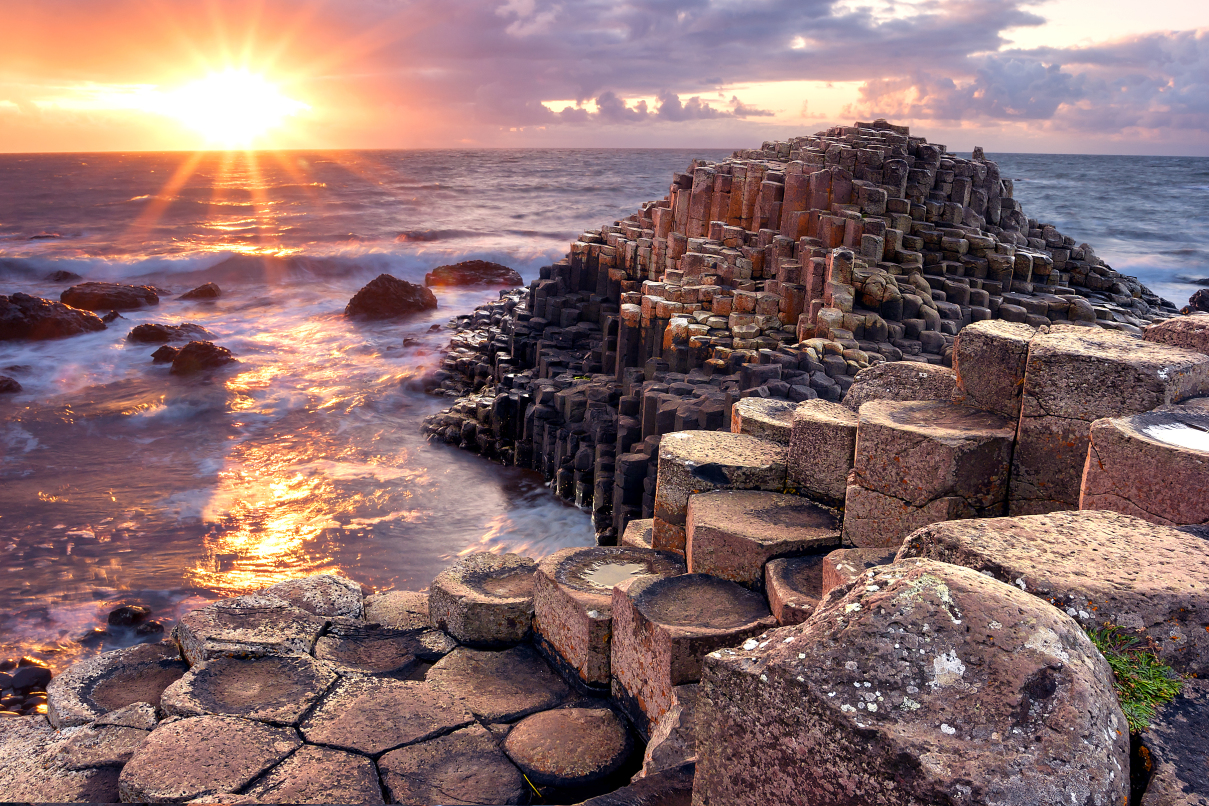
top-left (345, 274), bottom-right (438, 320)
top-left (179, 282), bottom-right (221, 300)
top-left (151, 345), bottom-right (179, 364)
top-left (135, 620), bottom-right (164, 638)
top-left (428, 323), bottom-right (442, 332)
top-left (101, 310), bottom-right (124, 323)
top-left (46, 270), bottom-right (83, 282)
top-left (170, 341), bottom-right (236, 375)
top-left (424, 260), bottom-right (523, 287)
top-left (107, 605), bottom-right (152, 627)
top-left (126, 322), bottom-right (211, 343)
top-left (1, 292), bottom-right (106, 340)
top-left (1183, 288), bottom-right (1209, 315)
top-left (61, 282), bottom-right (159, 311)
top-left (0, 375), bottom-right (20, 394)
top-left (10, 665), bottom-right (52, 693)
top-left (1178, 276), bottom-right (1209, 287)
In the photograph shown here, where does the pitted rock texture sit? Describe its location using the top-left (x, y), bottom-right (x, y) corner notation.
top-left (364, 590), bottom-right (430, 629)
top-left (160, 654), bottom-right (337, 725)
top-left (61, 282), bottom-right (159, 311)
top-left (263, 573), bottom-right (364, 618)
top-left (820, 546), bottom-right (897, 600)
top-left (787, 399), bottom-right (858, 507)
top-left (313, 622), bottom-right (426, 676)
top-left (299, 676), bottom-right (474, 756)
top-left (1144, 313), bottom-right (1209, 355)
top-left (1140, 679), bottom-right (1209, 806)
top-left (0, 716), bottom-right (122, 802)
top-left (428, 551), bottom-right (537, 647)
top-left (1, 292), bottom-right (107, 341)
top-left (950, 319), bottom-right (1037, 419)
top-left (621, 518), bottom-right (654, 549)
top-left (730, 398), bottom-right (797, 444)
top-left (53, 724), bottom-right (149, 770)
top-left (896, 510), bottom-right (1209, 675)
top-left (118, 715), bottom-right (300, 803)
top-left (172, 593), bottom-right (328, 666)
top-left (503, 706), bottom-right (632, 788)
top-left (425, 645), bottom-right (570, 723)
top-left (842, 361), bottom-right (957, 411)
top-left (242, 744), bottom-right (385, 804)
top-left (47, 642), bottom-right (187, 728)
top-left (693, 558), bottom-right (1129, 806)
top-left (378, 723), bottom-right (527, 805)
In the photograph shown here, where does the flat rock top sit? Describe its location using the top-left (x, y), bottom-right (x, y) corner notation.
top-left (263, 574), bottom-right (363, 618)
top-left (161, 654), bottom-right (337, 725)
top-left (733, 398), bottom-right (797, 424)
top-left (1033, 325), bottom-right (1207, 369)
top-left (843, 361), bottom-right (957, 411)
top-left (48, 642), bottom-right (187, 728)
top-left (958, 319), bottom-right (1037, 345)
top-left (545, 546), bottom-right (685, 601)
top-left (426, 645), bottom-right (570, 722)
top-left (632, 574), bottom-right (773, 631)
top-left (363, 590), bottom-right (428, 629)
top-left (1109, 409), bottom-right (1209, 454)
top-left (792, 398), bottom-right (858, 426)
top-left (437, 552), bottom-right (537, 601)
top-left (313, 623), bottom-right (425, 676)
top-left (241, 744), bottom-right (385, 805)
top-left (659, 430), bottom-right (785, 467)
top-left (173, 593), bottom-right (328, 664)
top-left (766, 555), bottom-right (829, 602)
top-left (378, 723), bottom-right (526, 806)
top-left (689, 490), bottom-right (839, 544)
top-left (858, 399), bottom-right (1015, 439)
top-left (1144, 313), bottom-right (1209, 353)
top-left (504, 707), bottom-right (632, 787)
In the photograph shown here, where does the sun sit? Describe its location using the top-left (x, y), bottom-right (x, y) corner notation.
top-left (163, 69), bottom-right (309, 149)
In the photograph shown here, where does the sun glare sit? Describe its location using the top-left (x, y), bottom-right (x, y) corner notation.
top-left (164, 69), bottom-right (308, 149)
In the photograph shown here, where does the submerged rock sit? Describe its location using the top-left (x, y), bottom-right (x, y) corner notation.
top-left (0, 375), bottom-right (20, 393)
top-left (169, 340), bottom-right (236, 374)
top-left (424, 260), bottom-right (523, 287)
top-left (0, 292), bottom-right (106, 340)
top-left (60, 282), bottom-right (159, 311)
top-left (179, 282), bottom-right (221, 300)
top-left (45, 270), bottom-right (83, 282)
top-left (126, 322), bottom-right (212, 343)
top-left (345, 274), bottom-right (437, 320)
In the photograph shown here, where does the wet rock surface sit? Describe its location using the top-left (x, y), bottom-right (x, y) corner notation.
top-left (504, 706), bottom-right (632, 788)
top-left (126, 322), bottom-right (212, 343)
top-left (424, 259), bottom-right (523, 287)
top-left (378, 722), bottom-right (527, 805)
top-left (170, 340), bottom-right (237, 374)
top-left (173, 593), bottom-right (328, 666)
top-left (426, 645), bottom-right (570, 722)
top-left (1, 292), bottom-right (106, 341)
top-left (345, 273), bottom-right (438, 319)
top-left (179, 282), bottom-right (221, 300)
top-left (60, 281), bottom-right (159, 311)
top-left (264, 573), bottom-right (363, 619)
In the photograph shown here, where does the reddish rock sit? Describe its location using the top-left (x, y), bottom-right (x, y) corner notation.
top-left (47, 643), bottom-right (187, 729)
top-left (242, 745), bottom-right (384, 804)
top-left (1143, 313), bottom-right (1209, 355)
top-left (0, 715), bottom-right (122, 802)
top-left (764, 554), bottom-right (830, 625)
top-left (364, 590), bottom-right (430, 630)
top-left (950, 319), bottom-right (1037, 419)
top-left (378, 723), bottom-right (527, 805)
top-left (345, 274), bottom-right (437, 320)
top-left (503, 707), bottom-right (632, 788)
top-left (424, 260), bottom-right (523, 287)
top-left (53, 724), bottom-right (149, 769)
top-left (172, 593), bottom-right (327, 666)
top-left (786, 399), bottom-right (857, 507)
top-left (819, 546), bottom-right (897, 600)
top-left (0, 292), bottom-right (106, 340)
top-left (638, 683), bottom-right (699, 778)
top-left (313, 622), bottom-right (425, 676)
top-left (263, 573), bottom-right (363, 618)
top-left (842, 361), bottom-right (957, 411)
top-left (425, 645), bottom-right (570, 723)
top-left (126, 322), bottom-right (211, 343)
top-left (179, 282), bottom-right (221, 300)
top-left (730, 398), bottom-right (797, 444)
top-left (428, 552), bottom-right (536, 647)
top-left (61, 282), bottom-right (159, 311)
top-left (160, 654), bottom-right (337, 725)
top-left (620, 518), bottom-right (654, 549)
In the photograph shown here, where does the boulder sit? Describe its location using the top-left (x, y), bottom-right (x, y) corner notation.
top-left (621, 518), bottom-right (654, 549)
top-left (46, 270), bottom-right (83, 282)
top-left (47, 642), bottom-right (187, 729)
top-left (242, 745), bottom-right (384, 804)
top-left (0, 292), bottom-right (106, 340)
top-left (654, 431), bottom-right (787, 553)
top-left (842, 361), bottom-right (957, 411)
top-left (299, 676), bottom-right (474, 756)
top-left (61, 282), bottom-right (159, 311)
top-left (0, 715), bottom-right (122, 802)
top-left (819, 546), bottom-right (897, 599)
top-left (503, 707), bottom-right (632, 788)
top-left (364, 590), bottom-right (430, 630)
top-left (160, 655), bottom-right (337, 725)
top-left (611, 573), bottom-right (776, 737)
top-left (170, 340), bottom-right (237, 374)
top-left (897, 510), bottom-right (1209, 675)
top-left (0, 374), bottom-right (19, 393)
top-left (117, 715), bottom-right (300, 803)
top-left (1140, 679), bottom-right (1208, 806)
top-left (1183, 289), bottom-right (1209, 315)
top-left (313, 622), bottom-right (427, 676)
top-left (533, 546), bottom-right (685, 690)
top-left (428, 552), bottom-right (536, 647)
top-left (1010, 326), bottom-right (1209, 514)
top-left (263, 573), bottom-right (363, 618)
top-left (151, 345), bottom-right (179, 363)
top-left (172, 593), bottom-right (328, 666)
top-left (786, 399), bottom-right (858, 507)
top-left (126, 322), bottom-right (212, 343)
top-left (424, 260), bottom-right (523, 287)
top-left (730, 398), bottom-right (797, 444)
top-left (425, 645), bottom-right (570, 723)
top-left (764, 554), bottom-right (830, 625)
top-left (345, 274), bottom-right (437, 320)
top-left (693, 558), bottom-right (1129, 806)
top-left (1144, 313), bottom-right (1209, 355)
top-left (950, 319), bottom-right (1037, 419)
top-left (378, 723), bottom-right (527, 805)
top-left (179, 282), bottom-right (221, 300)
top-left (1080, 406), bottom-right (1209, 526)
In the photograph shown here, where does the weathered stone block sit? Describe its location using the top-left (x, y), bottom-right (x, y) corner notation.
top-left (693, 559), bottom-right (1129, 806)
top-left (428, 552), bottom-right (536, 647)
top-left (1011, 326), bottom-right (1209, 514)
top-left (172, 593), bottom-right (328, 666)
top-left (242, 745), bottom-right (384, 804)
top-left (654, 431), bottom-right (787, 553)
top-left (638, 683), bottom-right (699, 778)
top-left (503, 707), bottom-right (633, 788)
top-left (842, 361), bottom-right (957, 411)
top-left (621, 518), bottom-right (654, 549)
top-left (47, 643), bottom-right (188, 729)
top-left (533, 546), bottom-right (684, 690)
top-left (787, 399), bottom-right (857, 507)
top-left (950, 319), bottom-right (1036, 419)
top-left (378, 723), bottom-right (526, 805)
top-left (764, 554), bottom-right (830, 625)
top-left (263, 573), bottom-right (363, 619)
top-left (425, 645), bottom-right (570, 723)
top-left (1143, 313), bottom-right (1209, 355)
top-left (819, 547), bottom-right (897, 599)
top-left (611, 573), bottom-right (775, 737)
top-left (730, 398), bottom-right (797, 444)
top-left (897, 510), bottom-right (1209, 675)
top-left (160, 655), bottom-right (337, 725)
top-left (313, 622), bottom-right (428, 675)
top-left (0, 716), bottom-right (123, 803)
top-left (363, 590), bottom-right (429, 630)
top-left (686, 491), bottom-right (840, 589)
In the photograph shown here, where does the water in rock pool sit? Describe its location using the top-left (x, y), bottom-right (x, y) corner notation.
top-left (1, 148), bottom-right (1207, 671)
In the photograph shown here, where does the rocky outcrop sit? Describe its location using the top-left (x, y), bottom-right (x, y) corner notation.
top-left (1, 293), bottom-right (106, 340)
top-left (169, 341), bottom-right (237, 374)
top-left (0, 375), bottom-right (20, 393)
top-left (424, 259), bottom-right (523, 287)
top-left (344, 274), bottom-right (438, 319)
top-left (60, 282), bottom-right (159, 311)
top-left (126, 322), bottom-right (211, 343)
top-left (179, 282), bottom-right (221, 300)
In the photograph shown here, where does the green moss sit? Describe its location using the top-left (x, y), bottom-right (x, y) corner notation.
top-left (1087, 624), bottom-right (1184, 733)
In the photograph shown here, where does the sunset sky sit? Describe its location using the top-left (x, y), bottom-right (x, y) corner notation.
top-left (1, 0), bottom-right (1207, 155)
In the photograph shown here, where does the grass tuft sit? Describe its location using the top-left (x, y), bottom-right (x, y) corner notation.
top-left (1087, 624), bottom-right (1184, 733)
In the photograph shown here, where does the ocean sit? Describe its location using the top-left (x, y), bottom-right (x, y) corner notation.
top-left (1, 147), bottom-right (1206, 669)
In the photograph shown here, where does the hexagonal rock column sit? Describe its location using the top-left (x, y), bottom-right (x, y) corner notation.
top-left (1138, 679), bottom-right (1208, 806)
top-left (263, 573), bottom-right (363, 618)
top-left (0, 716), bottom-right (124, 803)
top-left (47, 642), bottom-right (188, 728)
top-left (533, 546), bottom-right (685, 691)
top-left (428, 552), bottom-right (537, 647)
top-left (117, 715), bottom-right (301, 803)
top-left (241, 744), bottom-right (384, 804)
top-left (950, 320), bottom-right (1037, 420)
top-left (730, 398), bottom-right (797, 444)
top-left (621, 518), bottom-right (654, 549)
top-left (611, 574), bottom-right (776, 737)
top-left (686, 491), bottom-right (840, 589)
top-left (764, 555), bottom-right (831, 625)
top-left (787, 400), bottom-right (857, 507)
top-left (819, 547), bottom-right (897, 600)
top-left (426, 645), bottom-right (571, 723)
top-left (1143, 313), bottom-right (1209, 355)
top-left (160, 655), bottom-right (337, 724)
top-left (654, 431), bottom-right (787, 553)
top-left (378, 723), bottom-right (527, 805)
top-left (1010, 326), bottom-right (1209, 515)
top-left (692, 559), bottom-right (1129, 806)
top-left (842, 400), bottom-right (1016, 548)
top-left (172, 593), bottom-right (328, 666)
top-left (503, 707), bottom-right (633, 789)
top-left (897, 510), bottom-right (1209, 676)
top-left (1079, 407), bottom-right (1209, 526)
top-left (314, 621), bottom-right (432, 675)
top-left (842, 361), bottom-right (957, 411)
top-left (364, 590), bottom-right (429, 630)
